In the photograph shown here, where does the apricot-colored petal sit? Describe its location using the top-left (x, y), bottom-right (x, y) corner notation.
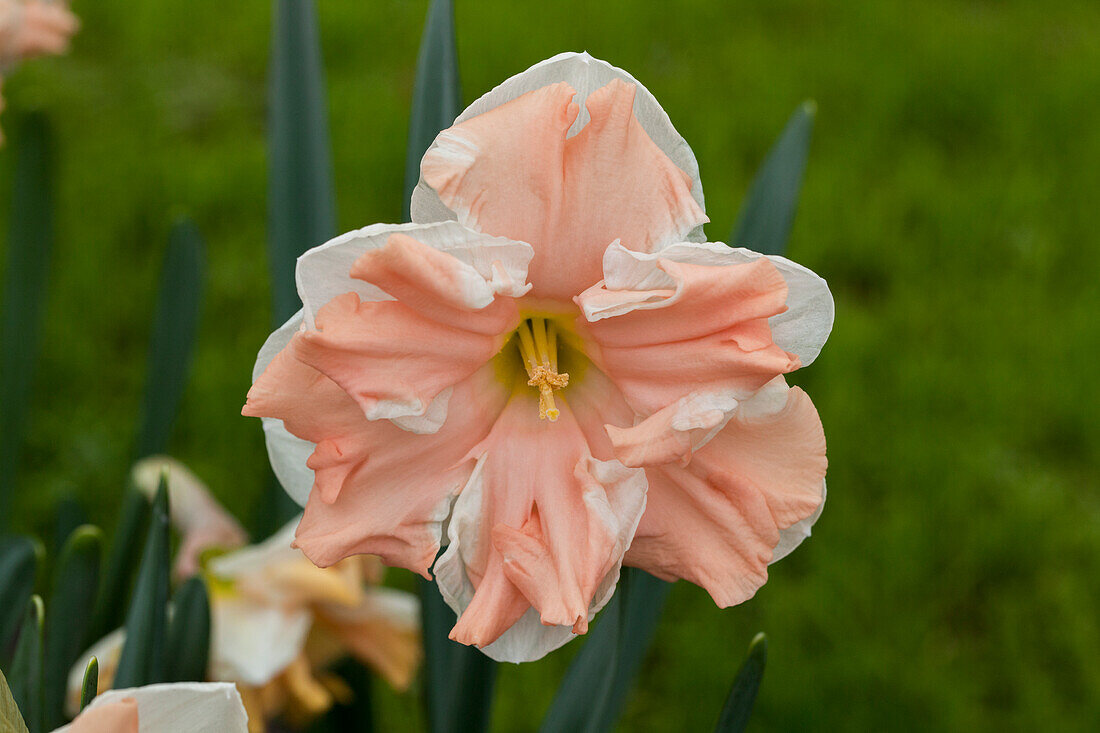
top-left (541, 78), bottom-right (706, 299)
top-left (289, 235), bottom-right (521, 426)
top-left (413, 52), bottom-right (706, 237)
top-left (624, 385), bottom-right (826, 607)
top-left (434, 389), bottom-right (646, 663)
top-left (606, 391), bottom-right (742, 468)
top-left (66, 698), bottom-right (139, 733)
top-left (577, 252), bottom-right (799, 416)
top-left (420, 82), bottom-right (579, 297)
top-left (419, 72), bottom-right (705, 301)
top-left (295, 221), bottom-right (532, 330)
top-left (266, 362), bottom-right (508, 576)
top-left (589, 241), bottom-right (833, 365)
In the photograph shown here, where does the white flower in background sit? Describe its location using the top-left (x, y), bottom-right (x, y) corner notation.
top-left (77, 459), bottom-right (421, 732)
top-left (203, 520), bottom-right (420, 729)
top-left (53, 682), bottom-right (247, 733)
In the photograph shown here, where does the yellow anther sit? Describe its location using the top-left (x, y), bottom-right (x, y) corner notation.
top-left (516, 319), bottom-right (570, 421)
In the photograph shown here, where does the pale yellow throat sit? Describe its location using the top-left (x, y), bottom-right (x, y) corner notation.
top-left (516, 317), bottom-right (570, 421)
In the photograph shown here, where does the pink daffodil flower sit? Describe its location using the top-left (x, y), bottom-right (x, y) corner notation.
top-left (244, 52), bottom-right (834, 663)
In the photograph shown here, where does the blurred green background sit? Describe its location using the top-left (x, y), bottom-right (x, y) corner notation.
top-left (3, 0), bottom-right (1100, 730)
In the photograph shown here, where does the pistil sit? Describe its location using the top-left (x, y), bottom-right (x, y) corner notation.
top-left (516, 318), bottom-right (569, 421)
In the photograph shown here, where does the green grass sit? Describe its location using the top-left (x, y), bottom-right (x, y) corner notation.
top-left (3, 0), bottom-right (1100, 729)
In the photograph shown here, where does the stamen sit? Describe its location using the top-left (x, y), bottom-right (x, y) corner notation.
top-left (531, 317), bottom-right (552, 367)
top-left (547, 321), bottom-right (559, 371)
top-left (515, 318), bottom-right (569, 421)
top-left (516, 320), bottom-right (539, 372)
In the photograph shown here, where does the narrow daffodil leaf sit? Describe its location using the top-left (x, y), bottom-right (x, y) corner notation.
top-left (418, 576), bottom-right (496, 733)
top-left (0, 113), bottom-right (54, 529)
top-left (134, 219), bottom-right (205, 459)
top-left (540, 568), bottom-right (670, 733)
top-left (403, 0), bottom-right (461, 221)
top-left (1, 667), bottom-right (30, 733)
top-left (314, 658), bottom-right (374, 732)
top-left (79, 657), bottom-right (98, 712)
top-left (448, 629), bottom-right (497, 733)
top-left (42, 526), bottom-right (102, 730)
top-left (164, 577), bottom-right (211, 683)
top-left (0, 537), bottom-right (39, 670)
top-left (540, 586), bottom-right (622, 733)
top-left (89, 487), bottom-right (150, 644)
top-left (113, 479), bottom-right (170, 688)
top-left (267, 0), bottom-right (337, 325)
top-left (8, 596), bottom-right (43, 733)
top-left (51, 496), bottom-right (87, 555)
top-left (730, 101), bottom-right (816, 256)
top-left (714, 633), bottom-right (768, 733)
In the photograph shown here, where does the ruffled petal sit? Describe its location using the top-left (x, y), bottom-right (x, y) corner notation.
top-left (586, 241), bottom-right (833, 365)
top-left (413, 52), bottom-right (706, 235)
top-left (286, 232), bottom-right (524, 426)
top-left (577, 247), bottom-right (799, 418)
top-left (624, 384), bottom-right (826, 607)
top-left (295, 221), bottom-right (532, 330)
top-left (246, 352), bottom-right (508, 576)
top-left (416, 55), bottom-right (706, 302)
top-left (433, 387), bottom-right (646, 663)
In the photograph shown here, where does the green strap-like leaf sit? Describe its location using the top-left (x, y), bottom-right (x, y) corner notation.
top-left (50, 496), bottom-right (87, 556)
top-left (0, 113), bottom-right (54, 530)
top-left (89, 487), bottom-right (150, 644)
top-left (267, 0), bottom-right (337, 325)
top-left (256, 0), bottom-right (339, 536)
top-left (714, 633), bottom-right (768, 733)
top-left (134, 219), bottom-right (205, 459)
top-left (403, 0), bottom-right (461, 221)
top-left (79, 657), bottom-right (98, 712)
top-left (164, 577), bottom-right (211, 683)
top-left (540, 568), bottom-right (671, 733)
top-left (0, 537), bottom-right (38, 670)
top-left (418, 576), bottom-right (496, 733)
top-left (42, 526), bottom-right (102, 730)
top-left (8, 596), bottom-right (43, 733)
top-left (1, 667), bottom-right (30, 733)
top-left (113, 479), bottom-right (170, 688)
top-left (308, 657), bottom-right (374, 733)
top-left (730, 101), bottom-right (816, 256)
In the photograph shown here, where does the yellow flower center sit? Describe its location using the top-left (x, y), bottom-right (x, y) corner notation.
top-left (515, 317), bottom-right (570, 421)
